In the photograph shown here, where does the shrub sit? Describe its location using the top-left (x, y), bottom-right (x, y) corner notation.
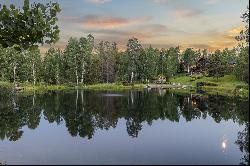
top-left (196, 82), bottom-right (218, 87)
top-left (235, 85), bottom-right (249, 90)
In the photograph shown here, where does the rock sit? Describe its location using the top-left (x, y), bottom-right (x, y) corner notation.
top-left (0, 161), bottom-right (6, 165)
top-left (14, 86), bottom-right (24, 92)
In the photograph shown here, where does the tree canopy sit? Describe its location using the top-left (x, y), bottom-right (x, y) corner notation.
top-left (0, 0), bottom-right (61, 50)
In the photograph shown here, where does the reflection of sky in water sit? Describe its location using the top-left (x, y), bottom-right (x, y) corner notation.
top-left (100, 94), bottom-right (125, 97)
top-left (0, 116), bottom-right (244, 165)
top-left (221, 135), bottom-right (229, 153)
top-left (0, 91), bottom-right (248, 165)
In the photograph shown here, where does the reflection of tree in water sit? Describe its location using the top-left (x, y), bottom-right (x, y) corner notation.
top-left (234, 100), bottom-right (249, 165)
top-left (0, 91), bottom-right (42, 141)
top-left (19, 92), bottom-right (42, 129)
top-left (235, 123), bottom-right (249, 165)
top-left (0, 90), bottom-right (248, 148)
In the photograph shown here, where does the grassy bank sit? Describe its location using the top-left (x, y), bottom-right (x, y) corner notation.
top-left (0, 81), bottom-right (145, 92)
top-left (83, 83), bottom-right (145, 91)
top-left (169, 74), bottom-right (249, 98)
top-left (0, 82), bottom-right (75, 91)
top-left (0, 75), bottom-right (249, 98)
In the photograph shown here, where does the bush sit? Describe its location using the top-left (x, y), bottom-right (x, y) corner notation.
top-left (66, 82), bottom-right (77, 87)
top-left (191, 74), bottom-right (204, 79)
top-left (205, 82), bottom-right (219, 86)
top-left (196, 82), bottom-right (218, 87)
top-left (235, 85), bottom-right (249, 90)
top-left (115, 82), bottom-right (123, 86)
top-left (122, 82), bottom-right (134, 86)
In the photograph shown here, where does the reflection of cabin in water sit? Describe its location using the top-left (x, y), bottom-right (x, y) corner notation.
top-left (191, 95), bottom-right (209, 111)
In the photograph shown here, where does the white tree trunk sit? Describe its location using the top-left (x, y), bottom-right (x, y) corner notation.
top-left (32, 61), bottom-right (36, 86)
top-left (75, 65), bottom-right (79, 86)
top-left (131, 71), bottom-right (134, 83)
top-left (56, 73), bottom-right (59, 85)
top-left (12, 96), bottom-right (17, 110)
top-left (106, 61), bottom-right (109, 83)
top-left (130, 91), bottom-right (134, 105)
top-left (81, 90), bottom-right (85, 112)
top-left (75, 90), bottom-right (79, 121)
top-left (81, 63), bottom-right (85, 83)
top-left (33, 92), bottom-right (36, 107)
top-left (56, 72), bottom-right (59, 85)
top-left (13, 64), bottom-right (17, 88)
top-left (55, 65), bottom-right (59, 85)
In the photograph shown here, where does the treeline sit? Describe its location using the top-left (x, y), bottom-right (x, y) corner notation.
top-left (0, 35), bottom-right (249, 86)
top-left (0, 1), bottom-right (248, 86)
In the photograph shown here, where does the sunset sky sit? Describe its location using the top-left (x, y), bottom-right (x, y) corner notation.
top-left (1, 0), bottom-right (249, 53)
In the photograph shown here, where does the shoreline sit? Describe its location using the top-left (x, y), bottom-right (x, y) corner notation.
top-left (0, 81), bottom-right (249, 99)
top-left (0, 75), bottom-right (249, 98)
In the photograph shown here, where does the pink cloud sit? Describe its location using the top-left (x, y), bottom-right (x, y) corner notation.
top-left (82, 15), bottom-right (152, 29)
top-left (85, 0), bottom-right (112, 4)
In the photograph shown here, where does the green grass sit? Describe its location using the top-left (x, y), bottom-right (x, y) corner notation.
top-left (83, 83), bottom-right (145, 91)
top-left (169, 74), bottom-right (249, 98)
top-left (0, 81), bottom-right (13, 88)
top-left (170, 74), bottom-right (244, 85)
top-left (170, 74), bottom-right (245, 87)
top-left (0, 81), bottom-right (146, 92)
top-left (0, 75), bottom-right (248, 98)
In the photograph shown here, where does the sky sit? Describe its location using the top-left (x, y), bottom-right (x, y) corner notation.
top-left (1, 0), bottom-right (249, 53)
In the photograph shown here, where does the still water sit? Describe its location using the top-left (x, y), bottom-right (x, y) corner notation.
top-left (0, 89), bottom-right (249, 165)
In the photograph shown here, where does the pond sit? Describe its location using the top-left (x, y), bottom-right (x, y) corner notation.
top-left (0, 89), bottom-right (249, 165)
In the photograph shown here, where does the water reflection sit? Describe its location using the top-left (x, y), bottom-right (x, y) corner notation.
top-left (221, 135), bottom-right (229, 153)
top-left (0, 89), bottom-right (249, 164)
top-left (235, 123), bottom-right (249, 165)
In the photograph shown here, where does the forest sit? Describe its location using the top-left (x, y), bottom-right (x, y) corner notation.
top-left (0, 36), bottom-right (249, 86)
top-left (0, 1), bottom-right (249, 165)
top-left (0, 0), bottom-right (249, 88)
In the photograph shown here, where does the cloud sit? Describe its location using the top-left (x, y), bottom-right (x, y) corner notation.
top-left (182, 44), bottom-right (211, 50)
top-left (151, 0), bottom-right (218, 5)
top-left (40, 41), bottom-right (67, 54)
top-left (82, 15), bottom-right (152, 29)
top-left (227, 26), bottom-right (244, 37)
top-left (83, 24), bottom-right (168, 47)
top-left (143, 43), bottom-right (178, 49)
top-left (170, 7), bottom-right (202, 17)
top-left (85, 29), bottom-right (152, 41)
top-left (85, 0), bottom-right (112, 4)
top-left (205, 0), bottom-right (219, 5)
top-left (139, 24), bottom-right (168, 32)
top-left (180, 28), bottom-right (240, 51)
top-left (151, 0), bottom-right (171, 3)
